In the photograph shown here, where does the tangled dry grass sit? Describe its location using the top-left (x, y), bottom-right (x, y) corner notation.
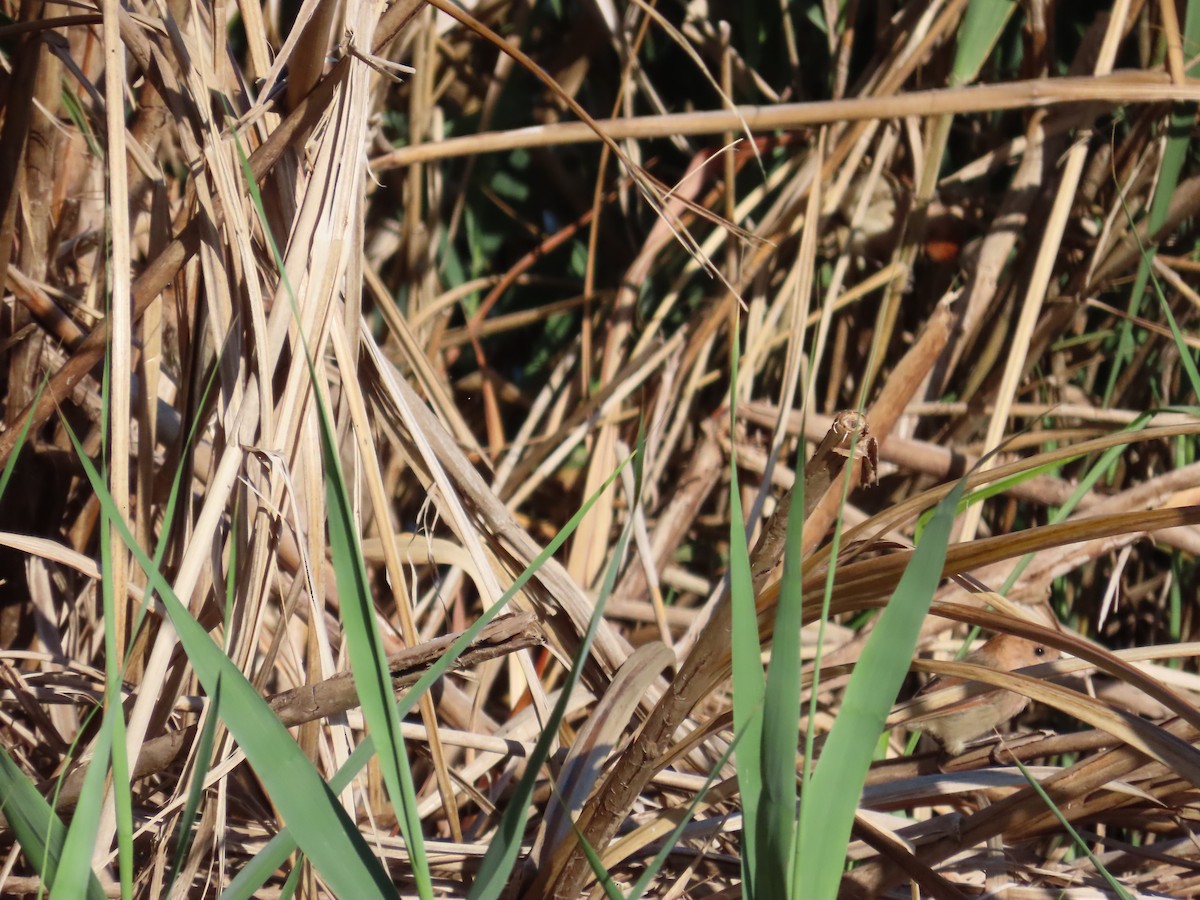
top-left (2, 0), bottom-right (1200, 897)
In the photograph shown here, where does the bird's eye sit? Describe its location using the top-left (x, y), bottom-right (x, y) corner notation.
top-left (1034, 647), bottom-right (1046, 656)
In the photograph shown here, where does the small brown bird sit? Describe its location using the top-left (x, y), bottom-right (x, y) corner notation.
top-left (909, 633), bottom-right (1061, 755)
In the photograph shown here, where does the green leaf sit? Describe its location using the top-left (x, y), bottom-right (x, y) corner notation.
top-left (757, 444), bottom-right (805, 897)
top-left (951, 0), bottom-right (1017, 86)
top-left (53, 709), bottom-right (115, 899)
top-left (626, 723), bottom-right (747, 900)
top-left (168, 677), bottom-right (223, 891)
top-left (0, 748), bottom-right (106, 900)
top-left (319, 395), bottom-right (432, 899)
top-left (62, 421), bottom-right (399, 899)
top-left (224, 444), bottom-right (634, 900)
top-left (231, 113), bottom-right (430, 896)
top-left (467, 442), bottom-right (640, 900)
top-left (1104, 0), bottom-right (1200, 401)
top-left (795, 476), bottom-right (968, 899)
top-left (728, 346), bottom-right (765, 898)
top-left (55, 513), bottom-right (122, 900)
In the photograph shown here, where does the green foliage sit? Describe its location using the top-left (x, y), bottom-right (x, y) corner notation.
top-left (1105, 0), bottom-right (1200, 402)
top-left (795, 474), bottom-right (967, 899)
top-left (727, 359), bottom-right (766, 896)
top-left (64, 420), bottom-right (400, 897)
top-left (468, 441), bottom-right (640, 900)
top-left (0, 748), bottom-right (106, 900)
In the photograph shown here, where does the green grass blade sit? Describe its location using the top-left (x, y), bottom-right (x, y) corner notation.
top-left (627, 722), bottom-right (747, 900)
top-left (228, 115), bottom-right (432, 897)
top-left (223, 447), bottom-right (636, 900)
top-left (796, 425), bottom-right (855, 898)
top-left (1104, 0), bottom-right (1200, 402)
top-left (756, 446), bottom-right (805, 896)
top-left (950, 0), bottom-right (1016, 86)
top-left (727, 355), bottom-right (764, 898)
top-left (1149, 270), bottom-right (1200, 401)
top-left (226, 104), bottom-right (436, 895)
top-left (0, 375), bottom-right (46, 500)
top-left (467, 444), bottom-right (641, 900)
top-left (57, 336), bottom-right (133, 899)
top-left (319, 398), bottom-right (432, 899)
top-left (1010, 753), bottom-right (1134, 899)
top-left (52, 711), bottom-right (115, 899)
top-left (0, 375), bottom-right (89, 898)
top-left (0, 748), bottom-right (106, 900)
top-left (108, 680), bottom-right (132, 900)
top-left (795, 476), bottom-right (968, 899)
top-left (727, 472), bottom-right (764, 898)
top-left (168, 676), bottom-right (223, 891)
top-left (61, 420), bottom-right (399, 899)
top-left (54, 514), bottom-right (123, 899)
top-left (104, 407), bottom-right (135, 900)
top-left (567, 821), bottom-right (624, 900)
top-left (998, 415), bottom-right (1154, 591)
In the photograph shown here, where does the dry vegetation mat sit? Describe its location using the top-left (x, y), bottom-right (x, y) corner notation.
top-left (2, 0), bottom-right (1200, 898)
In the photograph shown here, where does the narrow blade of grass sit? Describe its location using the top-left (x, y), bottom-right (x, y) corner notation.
top-left (756, 441), bottom-right (804, 897)
top-left (1104, 0), bottom-right (1200, 402)
top-left (467, 440), bottom-right (642, 900)
top-left (627, 723), bottom-right (746, 900)
top-left (53, 710), bottom-right (115, 899)
top-left (1009, 752), bottom-right (1134, 900)
top-left (795, 476), bottom-right (968, 898)
top-left (727, 347), bottom-right (765, 898)
top-left (0, 375), bottom-right (45, 499)
top-left (62, 420), bottom-right (399, 899)
top-left (950, 0), bottom-right (1016, 86)
top-left (0, 749), bottom-right (106, 900)
top-left (54, 515), bottom-right (122, 900)
top-left (223, 444), bottom-right (635, 900)
top-left (231, 115), bottom-right (433, 898)
top-left (168, 678), bottom-right (222, 891)
top-left (320, 398), bottom-right (432, 899)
